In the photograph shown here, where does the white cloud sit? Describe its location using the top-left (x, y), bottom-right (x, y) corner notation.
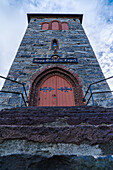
top-left (0, 0), bottom-right (113, 90)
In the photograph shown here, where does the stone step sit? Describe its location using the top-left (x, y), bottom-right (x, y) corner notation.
top-left (0, 106), bottom-right (113, 126)
top-left (1, 112), bottom-right (113, 118)
top-left (0, 115), bottom-right (113, 125)
top-left (1, 106), bottom-right (113, 114)
top-left (1, 106), bottom-right (113, 116)
top-left (0, 124), bottom-right (113, 145)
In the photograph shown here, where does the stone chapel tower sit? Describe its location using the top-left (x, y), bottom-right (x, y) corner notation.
top-left (0, 13), bottom-right (112, 109)
top-left (0, 14), bottom-right (113, 169)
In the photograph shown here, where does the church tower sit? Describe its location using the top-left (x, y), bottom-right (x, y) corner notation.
top-left (0, 14), bottom-right (113, 169)
top-left (0, 13), bottom-right (112, 109)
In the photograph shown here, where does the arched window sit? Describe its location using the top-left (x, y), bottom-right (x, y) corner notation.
top-left (51, 21), bottom-right (59, 30)
top-left (41, 22), bottom-right (49, 30)
top-left (51, 39), bottom-right (59, 50)
top-left (62, 22), bottom-right (69, 30)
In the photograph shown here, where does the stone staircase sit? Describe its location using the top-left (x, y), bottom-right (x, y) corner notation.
top-left (0, 106), bottom-right (113, 144)
top-left (0, 106), bottom-right (113, 169)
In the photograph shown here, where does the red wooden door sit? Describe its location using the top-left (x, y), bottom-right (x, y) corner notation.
top-left (37, 75), bottom-right (75, 106)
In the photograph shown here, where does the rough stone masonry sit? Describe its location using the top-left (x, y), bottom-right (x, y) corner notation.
top-left (0, 14), bottom-right (113, 169)
top-left (0, 106), bottom-right (113, 169)
top-left (0, 14), bottom-right (112, 109)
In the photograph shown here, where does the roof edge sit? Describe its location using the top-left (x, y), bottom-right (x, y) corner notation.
top-left (27, 13), bottom-right (83, 24)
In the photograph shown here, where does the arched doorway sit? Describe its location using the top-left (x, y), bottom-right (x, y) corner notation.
top-left (29, 66), bottom-right (84, 106)
top-left (38, 75), bottom-right (75, 106)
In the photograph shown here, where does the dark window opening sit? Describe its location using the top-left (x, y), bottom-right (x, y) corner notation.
top-left (51, 39), bottom-right (59, 50)
top-left (53, 40), bottom-right (57, 49)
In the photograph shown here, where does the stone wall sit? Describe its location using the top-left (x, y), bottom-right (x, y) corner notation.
top-left (0, 16), bottom-right (112, 109)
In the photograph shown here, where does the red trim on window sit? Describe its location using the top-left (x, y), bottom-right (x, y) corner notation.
top-left (62, 22), bottom-right (69, 30)
top-left (50, 20), bottom-right (62, 30)
top-left (41, 22), bottom-right (49, 30)
top-left (41, 21), bottom-right (69, 30)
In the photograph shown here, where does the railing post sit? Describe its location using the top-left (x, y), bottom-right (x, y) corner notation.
top-left (0, 75), bottom-right (28, 107)
top-left (89, 86), bottom-right (95, 106)
top-left (19, 86), bottom-right (24, 107)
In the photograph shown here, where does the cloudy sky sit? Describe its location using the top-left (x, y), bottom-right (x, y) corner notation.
top-left (0, 0), bottom-right (113, 90)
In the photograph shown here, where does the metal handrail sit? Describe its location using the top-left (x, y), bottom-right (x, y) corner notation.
top-left (86, 90), bottom-right (113, 105)
top-left (85, 75), bottom-right (113, 98)
top-left (85, 75), bottom-right (113, 106)
top-left (0, 75), bottom-right (28, 100)
top-left (0, 90), bottom-right (27, 106)
top-left (0, 75), bottom-right (28, 107)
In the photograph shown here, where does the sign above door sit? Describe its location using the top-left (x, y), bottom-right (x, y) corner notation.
top-left (33, 55), bottom-right (78, 64)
